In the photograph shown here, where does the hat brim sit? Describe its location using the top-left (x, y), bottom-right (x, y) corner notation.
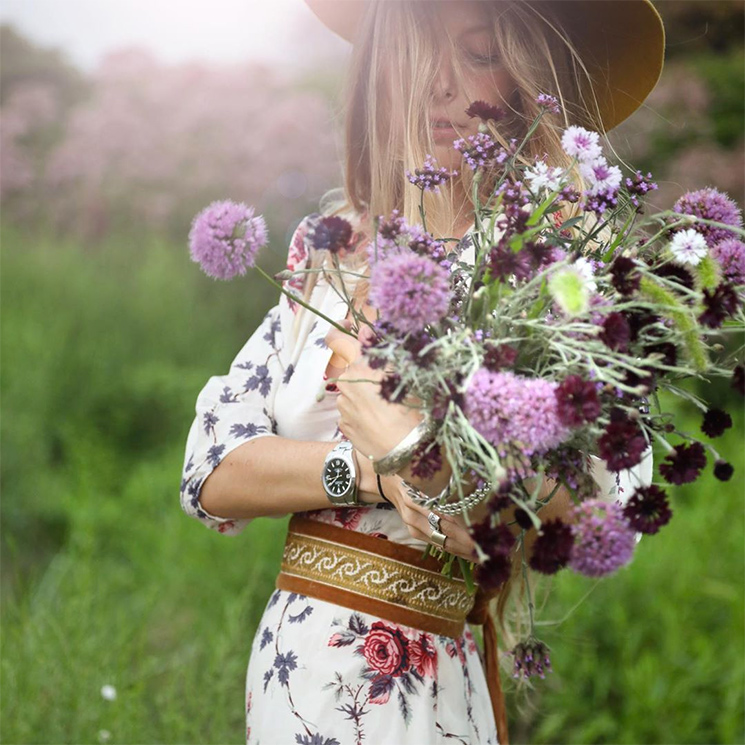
top-left (304, 0), bottom-right (665, 132)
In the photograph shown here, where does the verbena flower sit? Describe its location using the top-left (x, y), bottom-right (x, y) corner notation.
top-left (623, 485), bottom-right (672, 534)
top-left (188, 199), bottom-right (267, 279)
top-left (509, 637), bottom-right (553, 680)
top-left (673, 187), bottom-right (743, 246)
top-left (464, 370), bottom-right (570, 457)
top-left (406, 154), bottom-right (458, 193)
top-left (568, 500), bottom-right (636, 577)
top-left (659, 442), bottom-right (707, 485)
top-left (710, 238), bottom-right (745, 285)
top-left (529, 518), bottom-right (574, 574)
top-left (668, 228), bottom-right (708, 266)
top-left (560, 125), bottom-right (603, 163)
top-left (535, 93), bottom-right (560, 114)
top-left (369, 253), bottom-right (451, 335)
top-left (624, 170), bottom-right (658, 209)
top-left (453, 132), bottom-right (509, 171)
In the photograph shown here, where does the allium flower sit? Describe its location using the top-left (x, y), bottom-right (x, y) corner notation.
top-left (714, 460), bottom-right (734, 481)
top-left (623, 485), bottom-right (672, 534)
top-left (673, 187), bottom-right (743, 246)
top-left (659, 442), bottom-right (707, 485)
top-left (535, 93), bottom-right (560, 114)
top-left (597, 413), bottom-right (648, 471)
top-left (307, 215), bottom-right (354, 254)
top-left (524, 159), bottom-right (564, 195)
top-left (528, 518), bottom-right (574, 574)
top-left (560, 125), bottom-right (603, 163)
top-left (464, 370), bottom-right (570, 457)
top-left (610, 256), bottom-right (641, 295)
top-left (578, 156), bottom-right (622, 197)
top-left (699, 282), bottom-right (740, 329)
top-left (406, 154), bottom-right (458, 193)
top-left (453, 132), bottom-right (509, 171)
top-left (668, 228), bottom-right (708, 266)
top-left (568, 500), bottom-right (636, 577)
top-left (555, 374), bottom-right (601, 427)
top-left (701, 407), bottom-right (733, 438)
top-left (548, 266), bottom-right (591, 316)
top-left (509, 637), bottom-right (553, 680)
top-left (465, 100), bottom-right (506, 123)
top-left (369, 253), bottom-right (451, 335)
top-left (188, 200), bottom-right (268, 280)
top-left (711, 238), bottom-right (745, 285)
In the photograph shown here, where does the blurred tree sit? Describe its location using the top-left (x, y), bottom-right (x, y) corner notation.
top-left (654, 0), bottom-right (745, 56)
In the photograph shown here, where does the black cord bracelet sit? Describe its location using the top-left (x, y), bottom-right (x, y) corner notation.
top-left (376, 474), bottom-right (394, 506)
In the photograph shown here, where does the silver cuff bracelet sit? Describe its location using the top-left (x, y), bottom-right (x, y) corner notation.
top-left (371, 415), bottom-right (438, 475)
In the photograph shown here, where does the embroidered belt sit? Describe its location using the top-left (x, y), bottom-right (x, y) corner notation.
top-left (275, 514), bottom-right (510, 745)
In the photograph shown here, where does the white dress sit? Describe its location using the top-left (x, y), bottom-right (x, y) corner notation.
top-left (179, 213), bottom-right (652, 745)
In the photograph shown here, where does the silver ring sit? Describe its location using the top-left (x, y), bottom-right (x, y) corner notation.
top-left (427, 511), bottom-right (442, 533)
top-left (429, 527), bottom-right (447, 549)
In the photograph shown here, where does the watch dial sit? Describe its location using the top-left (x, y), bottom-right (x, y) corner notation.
top-left (325, 457), bottom-right (351, 496)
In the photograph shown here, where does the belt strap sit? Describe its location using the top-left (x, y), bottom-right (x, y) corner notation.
top-left (276, 514), bottom-right (510, 745)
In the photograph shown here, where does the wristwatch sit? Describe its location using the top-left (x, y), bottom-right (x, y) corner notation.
top-left (321, 440), bottom-right (361, 506)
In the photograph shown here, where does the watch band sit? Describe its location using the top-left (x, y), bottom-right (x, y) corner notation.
top-left (322, 440), bottom-right (361, 506)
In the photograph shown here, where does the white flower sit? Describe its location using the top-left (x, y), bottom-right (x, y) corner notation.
top-left (100, 684), bottom-right (117, 701)
top-left (98, 730), bottom-right (112, 743)
top-left (524, 160), bottom-right (565, 194)
top-left (668, 228), bottom-right (708, 266)
top-left (561, 125), bottom-right (603, 163)
top-left (572, 256), bottom-right (598, 293)
top-left (578, 157), bottom-right (622, 196)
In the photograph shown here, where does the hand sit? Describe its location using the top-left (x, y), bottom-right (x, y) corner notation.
top-left (386, 477), bottom-right (481, 563)
top-left (325, 319), bottom-right (424, 462)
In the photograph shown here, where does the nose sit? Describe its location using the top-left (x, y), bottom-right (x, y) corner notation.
top-left (432, 47), bottom-right (458, 103)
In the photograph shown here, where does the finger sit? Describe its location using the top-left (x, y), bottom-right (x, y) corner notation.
top-left (325, 325), bottom-right (362, 366)
top-left (407, 514), bottom-right (478, 561)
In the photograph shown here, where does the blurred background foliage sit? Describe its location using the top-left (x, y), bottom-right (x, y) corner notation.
top-left (1, 1), bottom-right (743, 743)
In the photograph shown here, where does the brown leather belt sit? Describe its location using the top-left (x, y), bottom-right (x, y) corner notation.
top-left (276, 514), bottom-right (510, 745)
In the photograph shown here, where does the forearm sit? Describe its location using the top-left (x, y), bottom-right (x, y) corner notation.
top-left (199, 436), bottom-right (383, 520)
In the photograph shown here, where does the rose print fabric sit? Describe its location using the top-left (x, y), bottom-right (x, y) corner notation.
top-left (180, 213), bottom-right (652, 744)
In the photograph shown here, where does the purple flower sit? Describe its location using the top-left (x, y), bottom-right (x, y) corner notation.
top-left (535, 93), bottom-right (560, 114)
top-left (568, 500), bottom-right (637, 577)
top-left (560, 125), bottom-right (602, 163)
top-left (453, 132), bottom-right (509, 172)
top-left (307, 215), bottom-right (354, 254)
top-left (369, 253), bottom-right (451, 335)
top-left (509, 637), bottom-right (553, 680)
top-left (406, 154), bottom-right (458, 193)
top-left (673, 187), bottom-right (743, 246)
top-left (464, 370), bottom-right (571, 457)
top-left (711, 238), bottom-right (745, 285)
top-left (189, 200), bottom-right (267, 280)
top-left (624, 170), bottom-right (658, 209)
top-left (578, 156), bottom-right (622, 197)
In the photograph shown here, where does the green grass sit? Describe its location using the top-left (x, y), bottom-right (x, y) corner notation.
top-left (1, 225), bottom-right (743, 743)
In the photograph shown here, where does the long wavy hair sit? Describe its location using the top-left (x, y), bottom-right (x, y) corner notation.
top-left (301, 0), bottom-right (624, 698)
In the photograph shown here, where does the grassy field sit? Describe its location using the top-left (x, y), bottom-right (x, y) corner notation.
top-left (1, 225), bottom-right (743, 744)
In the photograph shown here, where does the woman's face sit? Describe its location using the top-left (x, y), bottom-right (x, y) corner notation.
top-left (427, 1), bottom-right (517, 169)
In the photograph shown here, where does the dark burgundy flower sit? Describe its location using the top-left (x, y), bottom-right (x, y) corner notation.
top-left (600, 312), bottom-right (631, 352)
top-left (432, 374), bottom-right (465, 419)
top-left (714, 460), bottom-right (734, 481)
top-left (487, 240), bottom-right (532, 282)
top-left (701, 408), bottom-right (733, 438)
top-left (555, 374), bottom-right (601, 427)
top-left (362, 621), bottom-right (410, 677)
top-left (474, 554), bottom-right (512, 592)
top-left (309, 215), bottom-right (353, 254)
top-left (597, 415), bottom-right (648, 471)
top-left (622, 366), bottom-right (656, 394)
top-left (610, 256), bottom-right (641, 295)
top-left (699, 283), bottom-right (740, 329)
top-left (659, 442), bottom-right (707, 485)
top-left (377, 210), bottom-right (406, 241)
top-left (625, 310), bottom-right (659, 343)
top-left (379, 373), bottom-right (407, 404)
top-left (470, 519), bottom-right (516, 559)
top-left (409, 439), bottom-right (444, 480)
top-left (483, 342), bottom-right (518, 372)
top-left (465, 100), bottom-right (506, 123)
top-left (644, 341), bottom-right (678, 368)
top-left (733, 365), bottom-right (745, 396)
top-left (513, 508), bottom-right (534, 531)
top-left (528, 518), bottom-right (574, 574)
top-left (524, 240), bottom-right (555, 269)
top-left (654, 263), bottom-right (695, 292)
top-left (403, 329), bottom-right (438, 367)
top-left (622, 485), bottom-right (672, 534)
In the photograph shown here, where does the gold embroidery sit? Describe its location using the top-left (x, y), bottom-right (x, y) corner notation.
top-left (280, 531), bottom-right (475, 623)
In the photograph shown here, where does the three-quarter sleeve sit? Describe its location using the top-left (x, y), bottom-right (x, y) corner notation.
top-left (179, 215), bottom-right (312, 535)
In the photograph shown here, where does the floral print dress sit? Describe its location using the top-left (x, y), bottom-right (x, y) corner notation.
top-left (180, 213), bottom-right (653, 745)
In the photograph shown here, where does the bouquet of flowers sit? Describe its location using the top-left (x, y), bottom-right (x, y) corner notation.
top-left (188, 94), bottom-right (744, 680)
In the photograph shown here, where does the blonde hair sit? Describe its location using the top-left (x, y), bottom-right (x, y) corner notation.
top-left (304, 0), bottom-right (623, 693)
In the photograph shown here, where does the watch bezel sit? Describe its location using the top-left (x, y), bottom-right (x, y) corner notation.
top-left (322, 441), bottom-right (359, 506)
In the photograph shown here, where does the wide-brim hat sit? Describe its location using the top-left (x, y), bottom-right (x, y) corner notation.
top-left (304, 0), bottom-right (665, 132)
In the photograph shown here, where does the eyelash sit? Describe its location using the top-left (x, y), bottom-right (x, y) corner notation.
top-left (468, 53), bottom-right (501, 66)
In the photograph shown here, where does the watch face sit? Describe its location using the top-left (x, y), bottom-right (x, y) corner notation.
top-left (324, 457), bottom-right (352, 497)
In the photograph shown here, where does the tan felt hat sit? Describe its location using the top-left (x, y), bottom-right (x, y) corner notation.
top-left (304, 0), bottom-right (666, 132)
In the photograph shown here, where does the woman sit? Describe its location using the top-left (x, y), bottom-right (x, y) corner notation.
top-left (179, 1), bottom-right (664, 743)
